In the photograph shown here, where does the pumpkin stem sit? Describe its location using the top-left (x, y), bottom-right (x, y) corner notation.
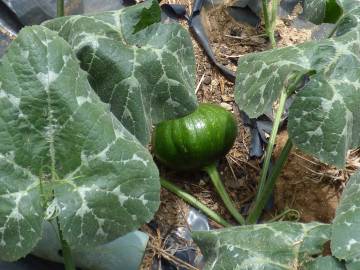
top-left (160, 178), bottom-right (231, 227)
top-left (204, 163), bottom-right (246, 225)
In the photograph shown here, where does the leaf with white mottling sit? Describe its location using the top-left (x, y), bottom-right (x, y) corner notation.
top-left (32, 222), bottom-right (148, 270)
top-left (303, 256), bottom-right (346, 270)
top-left (235, 22), bottom-right (360, 167)
top-left (303, 0), bottom-right (360, 36)
top-left (0, 25), bottom-right (160, 261)
top-left (331, 170), bottom-right (360, 265)
top-left (335, 5), bottom-right (360, 36)
top-left (43, 0), bottom-right (197, 145)
top-left (346, 259), bottom-right (360, 270)
top-left (303, 0), bottom-right (342, 24)
top-left (192, 222), bottom-right (331, 270)
top-left (133, 0), bottom-right (161, 34)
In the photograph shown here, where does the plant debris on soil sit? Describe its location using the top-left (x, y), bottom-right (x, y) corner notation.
top-left (141, 2), bottom-right (360, 269)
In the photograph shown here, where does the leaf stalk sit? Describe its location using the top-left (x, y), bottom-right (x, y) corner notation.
top-left (57, 219), bottom-right (76, 270)
top-left (262, 0), bottom-right (279, 48)
top-left (160, 178), bottom-right (231, 227)
top-left (57, 0), bottom-right (64, 17)
top-left (247, 139), bottom-right (293, 224)
top-left (255, 87), bottom-right (288, 199)
top-left (204, 163), bottom-right (246, 225)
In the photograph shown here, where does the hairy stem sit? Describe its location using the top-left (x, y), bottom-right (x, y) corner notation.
top-left (269, 0), bottom-right (280, 48)
top-left (262, 0), bottom-right (271, 33)
top-left (204, 163), bottom-right (246, 225)
top-left (57, 0), bottom-right (64, 17)
top-left (57, 219), bottom-right (76, 270)
top-left (262, 0), bottom-right (279, 48)
top-left (161, 178), bottom-right (231, 227)
top-left (247, 139), bottom-right (293, 224)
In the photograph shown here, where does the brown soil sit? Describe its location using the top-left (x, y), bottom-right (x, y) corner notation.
top-left (141, 3), bottom-right (360, 270)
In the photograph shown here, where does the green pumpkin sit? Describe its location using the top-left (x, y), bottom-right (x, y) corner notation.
top-left (152, 103), bottom-right (238, 171)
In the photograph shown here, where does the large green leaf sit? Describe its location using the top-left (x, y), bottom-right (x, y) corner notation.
top-left (331, 170), bottom-right (360, 265)
top-left (303, 0), bottom-right (360, 37)
top-left (235, 22), bottom-right (360, 167)
top-left (0, 25), bottom-right (160, 261)
top-left (303, 256), bottom-right (345, 270)
top-left (192, 222), bottom-right (331, 270)
top-left (303, 0), bottom-right (343, 24)
top-left (337, 0), bottom-right (360, 11)
top-left (346, 260), bottom-right (360, 270)
top-left (32, 221), bottom-right (148, 270)
top-left (43, 0), bottom-right (197, 145)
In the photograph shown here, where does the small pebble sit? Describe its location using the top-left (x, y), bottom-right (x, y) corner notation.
top-left (203, 76), bottom-right (212, 85)
top-left (220, 46), bottom-right (227, 54)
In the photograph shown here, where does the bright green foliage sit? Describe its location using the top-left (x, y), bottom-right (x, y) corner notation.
top-left (192, 222), bottom-right (330, 270)
top-left (43, 0), bottom-right (197, 145)
top-left (234, 0), bottom-right (360, 167)
top-left (0, 26), bottom-right (160, 261)
top-left (332, 170), bottom-right (360, 265)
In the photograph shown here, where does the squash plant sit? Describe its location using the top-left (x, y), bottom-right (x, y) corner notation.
top-left (236, 0), bottom-right (360, 224)
top-left (42, 0), bottom-right (197, 145)
top-left (193, 169), bottom-right (360, 269)
top-left (190, 1), bottom-right (360, 269)
top-left (0, 0), bottom-right (198, 268)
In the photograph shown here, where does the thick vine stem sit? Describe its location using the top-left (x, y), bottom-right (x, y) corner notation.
top-left (57, 0), bottom-right (64, 17)
top-left (204, 163), bottom-right (246, 225)
top-left (160, 178), bottom-right (231, 227)
top-left (57, 219), bottom-right (76, 270)
top-left (247, 139), bottom-right (293, 224)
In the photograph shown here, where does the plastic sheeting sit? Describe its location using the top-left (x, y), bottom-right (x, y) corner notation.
top-left (2, 0), bottom-right (132, 25)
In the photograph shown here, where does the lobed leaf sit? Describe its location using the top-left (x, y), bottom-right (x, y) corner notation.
top-left (235, 22), bottom-right (360, 167)
top-left (192, 222), bottom-right (331, 270)
top-left (332, 170), bottom-right (360, 264)
top-left (43, 0), bottom-right (197, 145)
top-left (0, 25), bottom-right (160, 261)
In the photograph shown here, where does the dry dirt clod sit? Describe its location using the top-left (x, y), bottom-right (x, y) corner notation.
top-left (203, 76), bottom-right (212, 85)
top-left (220, 102), bottom-right (232, 111)
top-left (221, 94), bottom-right (233, 102)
